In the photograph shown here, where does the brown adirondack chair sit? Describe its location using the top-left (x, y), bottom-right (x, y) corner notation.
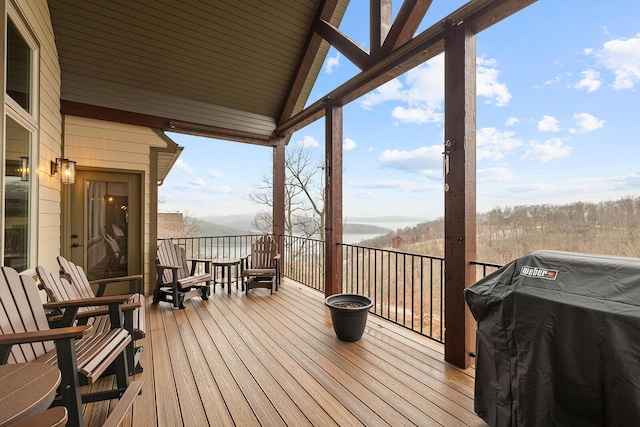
top-left (154, 240), bottom-right (212, 308)
top-left (56, 256), bottom-right (145, 373)
top-left (37, 264), bottom-right (143, 376)
top-left (240, 235), bottom-right (281, 294)
top-left (0, 266), bottom-right (143, 427)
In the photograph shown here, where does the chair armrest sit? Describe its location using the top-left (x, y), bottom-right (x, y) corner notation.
top-left (240, 254), bottom-right (250, 269)
top-left (90, 274), bottom-right (143, 295)
top-left (48, 300), bottom-right (140, 329)
top-left (122, 302), bottom-right (143, 311)
top-left (90, 274), bottom-right (143, 286)
top-left (273, 254), bottom-right (281, 260)
top-left (156, 264), bottom-right (180, 271)
top-left (187, 258), bottom-right (211, 276)
top-left (43, 294), bottom-right (134, 309)
top-left (0, 325), bottom-right (90, 346)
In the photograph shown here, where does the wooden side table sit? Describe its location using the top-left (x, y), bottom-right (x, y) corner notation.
top-left (0, 363), bottom-right (61, 426)
top-left (212, 257), bottom-right (242, 294)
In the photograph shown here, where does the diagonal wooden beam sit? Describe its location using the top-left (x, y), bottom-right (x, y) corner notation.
top-left (314, 18), bottom-right (371, 70)
top-left (277, 0), bottom-right (341, 125)
top-left (379, 0), bottom-right (432, 57)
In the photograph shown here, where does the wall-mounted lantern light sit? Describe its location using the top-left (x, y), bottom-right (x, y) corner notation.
top-left (20, 156), bottom-right (29, 181)
top-left (51, 158), bottom-right (76, 184)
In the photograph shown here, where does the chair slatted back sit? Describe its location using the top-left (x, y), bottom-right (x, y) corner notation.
top-left (36, 265), bottom-right (105, 323)
top-left (251, 236), bottom-right (278, 269)
top-left (56, 256), bottom-right (96, 300)
top-left (0, 267), bottom-right (55, 363)
top-left (157, 240), bottom-right (189, 283)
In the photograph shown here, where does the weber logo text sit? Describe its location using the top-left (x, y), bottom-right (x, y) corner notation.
top-left (520, 266), bottom-right (558, 280)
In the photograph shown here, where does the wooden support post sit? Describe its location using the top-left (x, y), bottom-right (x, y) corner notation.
top-left (272, 138), bottom-right (286, 250)
top-left (324, 99), bottom-right (343, 297)
top-left (443, 26), bottom-right (477, 368)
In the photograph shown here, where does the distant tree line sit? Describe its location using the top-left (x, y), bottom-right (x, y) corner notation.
top-left (361, 196), bottom-right (640, 264)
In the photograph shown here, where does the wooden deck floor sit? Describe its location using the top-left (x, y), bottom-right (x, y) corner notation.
top-left (84, 279), bottom-right (487, 426)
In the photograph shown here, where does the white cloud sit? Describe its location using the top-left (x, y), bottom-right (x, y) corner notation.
top-left (359, 78), bottom-right (406, 110)
top-left (392, 106), bottom-right (443, 124)
top-left (359, 54), bottom-right (511, 124)
top-left (573, 112), bottom-right (604, 132)
top-left (207, 169), bottom-right (226, 179)
top-left (476, 127), bottom-right (522, 161)
top-left (534, 74), bottom-right (563, 89)
top-left (348, 179), bottom-right (440, 192)
top-left (595, 33), bottom-right (640, 90)
top-left (505, 117), bottom-right (520, 127)
top-left (574, 69), bottom-right (602, 92)
top-left (296, 135), bottom-right (319, 148)
top-left (176, 178), bottom-right (206, 190)
top-left (537, 115), bottom-right (561, 132)
top-left (211, 185), bottom-right (234, 193)
top-left (343, 138), bottom-right (357, 151)
top-left (477, 57), bottom-right (511, 106)
top-left (522, 137), bottom-right (571, 162)
top-left (477, 167), bottom-right (517, 183)
top-left (359, 55), bottom-right (445, 123)
top-left (324, 52), bottom-right (340, 74)
top-left (174, 159), bottom-right (194, 174)
top-left (378, 145), bottom-right (442, 175)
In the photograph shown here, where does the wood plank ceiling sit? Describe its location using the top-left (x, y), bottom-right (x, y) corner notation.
top-left (48, 0), bottom-right (348, 146)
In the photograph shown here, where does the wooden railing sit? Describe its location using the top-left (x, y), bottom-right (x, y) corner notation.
top-left (159, 235), bottom-right (502, 344)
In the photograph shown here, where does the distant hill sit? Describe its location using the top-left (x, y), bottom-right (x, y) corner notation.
top-left (192, 217), bottom-right (256, 236)
top-left (359, 195), bottom-right (640, 264)
top-left (348, 215), bottom-right (425, 223)
top-left (199, 215), bottom-right (254, 234)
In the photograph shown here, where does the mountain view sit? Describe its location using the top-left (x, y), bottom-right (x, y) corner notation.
top-left (184, 195), bottom-right (640, 266)
top-left (360, 196), bottom-right (640, 265)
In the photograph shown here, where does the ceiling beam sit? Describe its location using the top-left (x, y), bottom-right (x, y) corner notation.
top-left (61, 101), bottom-right (276, 147)
top-left (275, 0), bottom-right (537, 136)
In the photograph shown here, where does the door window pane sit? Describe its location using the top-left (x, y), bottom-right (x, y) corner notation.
top-left (86, 180), bottom-right (129, 279)
top-left (6, 18), bottom-right (31, 112)
top-left (4, 117), bottom-right (30, 271)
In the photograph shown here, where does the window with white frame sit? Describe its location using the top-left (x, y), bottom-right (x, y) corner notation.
top-left (4, 7), bottom-right (38, 272)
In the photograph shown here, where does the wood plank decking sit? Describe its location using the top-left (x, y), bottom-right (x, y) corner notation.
top-left (83, 279), bottom-right (487, 426)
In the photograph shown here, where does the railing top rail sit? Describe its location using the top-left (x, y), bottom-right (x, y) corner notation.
top-left (338, 241), bottom-right (445, 261)
top-left (470, 260), bottom-right (503, 268)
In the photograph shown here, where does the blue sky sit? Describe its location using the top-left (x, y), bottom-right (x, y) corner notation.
top-left (161, 0), bottom-right (640, 222)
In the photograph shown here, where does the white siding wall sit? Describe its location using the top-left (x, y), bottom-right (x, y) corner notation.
top-left (14, 0), bottom-right (63, 275)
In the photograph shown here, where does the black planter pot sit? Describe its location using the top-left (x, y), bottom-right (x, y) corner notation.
top-left (325, 293), bottom-right (373, 342)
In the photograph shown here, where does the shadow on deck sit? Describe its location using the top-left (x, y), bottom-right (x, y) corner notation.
top-left (83, 278), bottom-right (486, 426)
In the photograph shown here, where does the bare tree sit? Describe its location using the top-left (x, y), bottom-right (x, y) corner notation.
top-left (250, 145), bottom-right (325, 239)
top-left (182, 210), bottom-right (201, 237)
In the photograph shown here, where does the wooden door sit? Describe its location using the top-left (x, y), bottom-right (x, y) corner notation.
top-left (65, 170), bottom-right (142, 285)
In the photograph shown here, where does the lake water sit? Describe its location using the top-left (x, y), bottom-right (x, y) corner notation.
top-left (342, 221), bottom-right (423, 245)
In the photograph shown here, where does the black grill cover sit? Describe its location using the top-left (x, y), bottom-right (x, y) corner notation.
top-left (464, 250), bottom-right (640, 427)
